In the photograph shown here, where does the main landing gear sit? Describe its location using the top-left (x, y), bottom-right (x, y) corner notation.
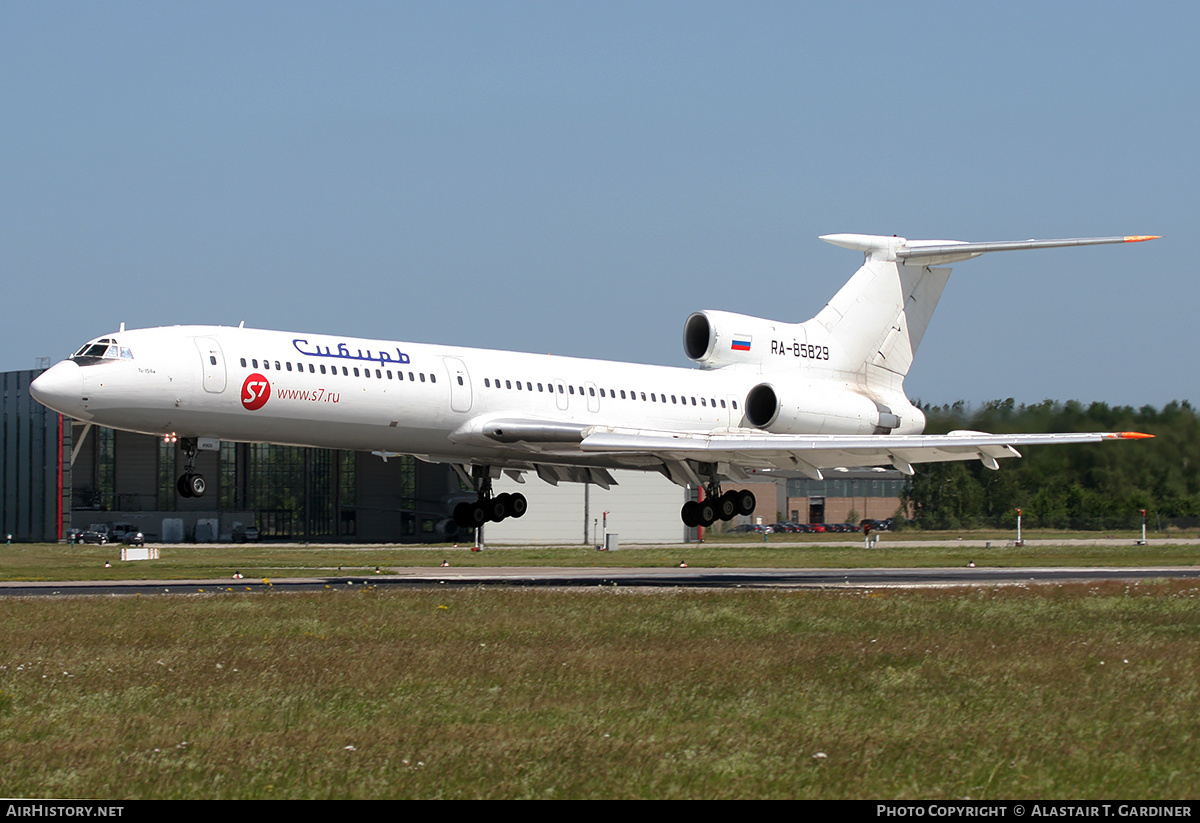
top-left (681, 473), bottom-right (755, 528)
top-left (453, 466), bottom-right (528, 530)
top-left (176, 438), bottom-right (207, 499)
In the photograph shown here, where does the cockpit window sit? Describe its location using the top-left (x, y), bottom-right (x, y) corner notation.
top-left (70, 337), bottom-right (133, 364)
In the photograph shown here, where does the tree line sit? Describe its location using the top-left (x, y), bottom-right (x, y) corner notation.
top-left (901, 399), bottom-right (1200, 530)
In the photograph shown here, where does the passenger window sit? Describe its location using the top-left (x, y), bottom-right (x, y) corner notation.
top-left (484, 378), bottom-right (490, 387)
top-left (252, 359), bottom-right (258, 368)
top-left (457, 376), bottom-right (464, 385)
top-left (354, 368), bottom-right (360, 377)
top-left (320, 365), bottom-right (327, 374)
top-left (589, 387), bottom-right (595, 396)
top-left (569, 386), bottom-right (575, 395)
top-left (287, 362), bottom-right (293, 372)
top-left (275, 362), bottom-right (281, 370)
top-left (210, 356), bottom-right (218, 366)
top-left (240, 358), bottom-right (247, 367)
top-left (430, 375), bottom-right (435, 383)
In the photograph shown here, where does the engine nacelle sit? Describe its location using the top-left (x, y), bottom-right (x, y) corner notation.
top-left (683, 310), bottom-right (791, 369)
top-left (744, 382), bottom-right (915, 435)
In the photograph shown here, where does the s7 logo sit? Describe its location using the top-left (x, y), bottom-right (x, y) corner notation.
top-left (241, 373), bottom-right (271, 410)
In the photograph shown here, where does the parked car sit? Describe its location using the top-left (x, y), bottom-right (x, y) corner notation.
top-left (78, 524), bottom-right (110, 545)
top-left (731, 523), bottom-right (770, 534)
top-left (111, 523), bottom-right (136, 542)
top-left (233, 525), bottom-right (261, 543)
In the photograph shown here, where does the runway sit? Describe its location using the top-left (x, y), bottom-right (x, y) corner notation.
top-left (4, 564), bottom-right (1200, 597)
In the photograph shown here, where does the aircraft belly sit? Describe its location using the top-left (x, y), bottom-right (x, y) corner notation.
top-left (114, 405), bottom-right (451, 452)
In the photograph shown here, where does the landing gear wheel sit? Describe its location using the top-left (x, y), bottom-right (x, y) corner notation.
top-left (462, 467), bottom-right (533, 529)
top-left (453, 502), bottom-right (476, 529)
top-left (697, 500), bottom-right (717, 528)
top-left (735, 489), bottom-right (756, 517)
top-left (681, 500), bottom-right (700, 528)
top-left (177, 475), bottom-right (194, 499)
top-left (188, 473), bottom-right (207, 498)
top-left (716, 491), bottom-right (738, 522)
top-left (487, 494), bottom-right (509, 523)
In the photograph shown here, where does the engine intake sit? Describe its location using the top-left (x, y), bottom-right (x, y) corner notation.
top-left (745, 383), bottom-right (780, 428)
top-left (682, 310), bottom-right (784, 369)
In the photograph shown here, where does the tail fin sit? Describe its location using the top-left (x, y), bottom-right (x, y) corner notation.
top-left (806, 233), bottom-right (1159, 394)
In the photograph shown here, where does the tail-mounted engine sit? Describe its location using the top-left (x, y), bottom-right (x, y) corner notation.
top-left (683, 310), bottom-right (789, 369)
top-left (744, 382), bottom-right (910, 435)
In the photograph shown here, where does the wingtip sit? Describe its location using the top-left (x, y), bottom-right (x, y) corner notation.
top-left (1123, 235), bottom-right (1162, 243)
top-left (1113, 431), bottom-right (1155, 439)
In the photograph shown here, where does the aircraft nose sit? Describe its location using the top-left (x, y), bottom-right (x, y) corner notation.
top-left (30, 361), bottom-right (84, 416)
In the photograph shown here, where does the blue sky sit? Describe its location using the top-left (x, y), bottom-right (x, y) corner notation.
top-left (2, 2), bottom-right (1192, 407)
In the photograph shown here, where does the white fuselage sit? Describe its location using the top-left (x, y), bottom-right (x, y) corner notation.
top-left (31, 324), bottom-right (921, 474)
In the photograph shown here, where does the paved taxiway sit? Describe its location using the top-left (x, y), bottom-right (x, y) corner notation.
top-left (4, 564), bottom-right (1200, 597)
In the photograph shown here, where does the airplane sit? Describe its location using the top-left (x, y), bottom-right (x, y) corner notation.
top-left (30, 232), bottom-right (1159, 531)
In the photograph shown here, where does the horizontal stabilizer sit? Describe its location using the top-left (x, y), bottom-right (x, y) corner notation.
top-left (820, 233), bottom-right (1159, 266)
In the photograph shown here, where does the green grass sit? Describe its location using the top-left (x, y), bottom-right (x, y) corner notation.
top-left (1, 581), bottom-right (1199, 798)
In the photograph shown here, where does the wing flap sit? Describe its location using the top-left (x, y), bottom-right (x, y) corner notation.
top-left (579, 428), bottom-right (1149, 472)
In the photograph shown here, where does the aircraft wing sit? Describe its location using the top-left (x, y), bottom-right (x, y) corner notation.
top-left (578, 427), bottom-right (1151, 480)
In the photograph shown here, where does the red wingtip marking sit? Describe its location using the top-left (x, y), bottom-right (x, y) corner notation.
top-left (1123, 235), bottom-right (1162, 243)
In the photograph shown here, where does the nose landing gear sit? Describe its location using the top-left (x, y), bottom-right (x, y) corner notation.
top-left (176, 438), bottom-right (207, 499)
